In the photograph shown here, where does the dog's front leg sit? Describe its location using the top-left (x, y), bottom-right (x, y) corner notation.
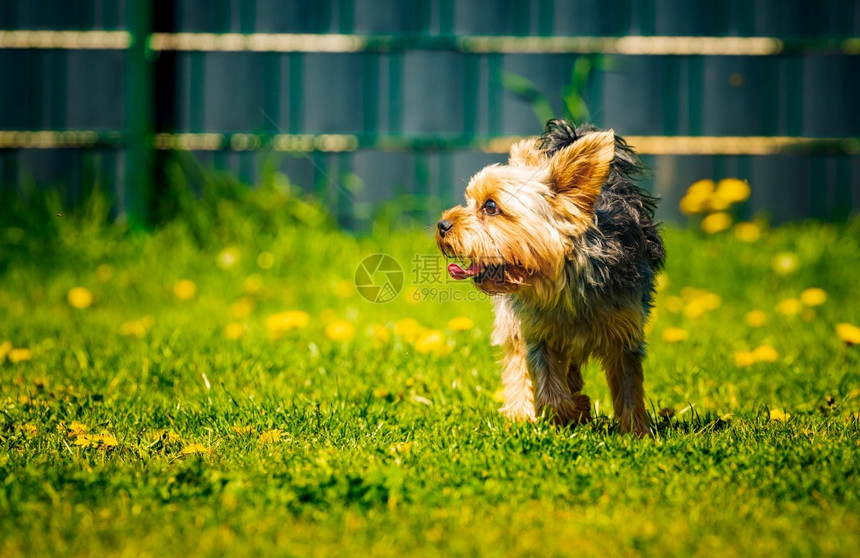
top-left (526, 340), bottom-right (585, 426)
top-left (498, 340), bottom-right (536, 422)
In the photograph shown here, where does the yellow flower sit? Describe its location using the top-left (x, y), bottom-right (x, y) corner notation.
top-left (258, 429), bottom-right (282, 444)
top-left (745, 309), bottom-right (767, 328)
top-left (734, 222), bottom-right (761, 243)
top-left (447, 316), bottom-right (474, 331)
top-left (734, 350), bottom-right (756, 367)
top-left (67, 286), bottom-right (94, 309)
top-left (76, 432), bottom-right (118, 448)
top-left (414, 330), bottom-right (450, 356)
top-left (265, 311), bottom-right (310, 336)
top-left (95, 264), bottom-right (113, 282)
top-left (224, 322), bottom-right (246, 340)
top-left (776, 298), bottom-right (802, 316)
top-left (181, 443), bottom-right (208, 455)
top-left (394, 318), bottom-right (425, 343)
top-left (256, 251), bottom-right (275, 270)
top-left (99, 433), bottom-right (119, 447)
top-left (800, 288), bottom-right (827, 307)
top-left (173, 279), bottom-right (197, 301)
top-left (8, 348), bottom-right (32, 363)
top-left (68, 421), bottom-right (89, 437)
top-left (715, 178), bottom-right (751, 203)
top-left (835, 323), bottom-right (860, 345)
top-left (0, 341), bottom-right (12, 361)
top-left (232, 425), bottom-right (254, 436)
top-left (772, 252), bottom-right (799, 275)
top-left (120, 315), bottom-right (154, 338)
top-left (662, 327), bottom-right (689, 343)
top-left (679, 180), bottom-right (716, 215)
top-left (752, 345), bottom-right (779, 363)
top-left (701, 212), bottom-right (733, 234)
top-left (325, 320), bottom-right (356, 342)
top-left (768, 409), bottom-right (791, 422)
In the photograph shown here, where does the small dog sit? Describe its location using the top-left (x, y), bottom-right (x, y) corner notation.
top-left (436, 119), bottom-right (664, 436)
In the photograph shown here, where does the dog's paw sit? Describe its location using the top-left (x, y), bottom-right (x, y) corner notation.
top-left (499, 402), bottom-right (537, 423)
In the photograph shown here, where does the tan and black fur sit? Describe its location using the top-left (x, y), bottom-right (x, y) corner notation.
top-left (436, 119), bottom-right (664, 436)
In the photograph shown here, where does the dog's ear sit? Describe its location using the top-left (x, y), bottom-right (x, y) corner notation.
top-left (508, 138), bottom-right (545, 167)
top-left (548, 130), bottom-right (615, 209)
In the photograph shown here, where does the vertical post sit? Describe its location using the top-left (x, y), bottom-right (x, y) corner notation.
top-left (125, 0), bottom-right (153, 227)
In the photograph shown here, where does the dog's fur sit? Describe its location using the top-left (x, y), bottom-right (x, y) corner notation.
top-left (436, 119), bottom-right (664, 436)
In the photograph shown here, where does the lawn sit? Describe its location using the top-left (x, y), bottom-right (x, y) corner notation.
top-left (1, 180), bottom-right (859, 557)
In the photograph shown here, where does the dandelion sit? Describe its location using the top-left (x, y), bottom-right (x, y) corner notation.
top-left (772, 252), bottom-right (799, 275)
top-left (745, 309), bottom-right (767, 328)
top-left (265, 311), bottom-right (310, 337)
top-left (389, 442), bottom-right (413, 454)
top-left (20, 423), bottom-right (38, 435)
top-left (701, 212), bottom-right (733, 234)
top-left (414, 330), bottom-right (450, 356)
top-left (394, 318), bottom-right (425, 343)
top-left (173, 279), bottom-right (197, 301)
top-left (752, 345), bottom-right (779, 363)
top-left (217, 247), bottom-right (240, 270)
top-left (68, 421), bottom-right (89, 437)
top-left (232, 425), bottom-right (254, 436)
top-left (768, 409), bottom-right (791, 422)
top-left (0, 341), bottom-right (12, 361)
top-left (224, 323), bottom-right (246, 340)
top-left (776, 298), bottom-right (802, 316)
top-left (256, 251), bottom-right (275, 270)
top-left (447, 316), bottom-right (474, 331)
top-left (800, 288), bottom-right (827, 307)
top-left (715, 178), bottom-right (751, 204)
top-left (76, 432), bottom-right (118, 448)
top-left (835, 323), bottom-right (860, 345)
top-left (67, 286), bottom-right (94, 309)
top-left (8, 348), bottom-right (32, 363)
top-left (120, 315), bottom-right (155, 338)
top-left (258, 429), bottom-right (283, 444)
top-left (679, 179), bottom-right (715, 215)
top-left (734, 350), bottom-right (756, 367)
top-left (662, 327), bottom-right (689, 343)
top-left (734, 222), bottom-right (761, 243)
top-left (181, 443), bottom-right (208, 455)
top-left (325, 320), bottom-right (355, 342)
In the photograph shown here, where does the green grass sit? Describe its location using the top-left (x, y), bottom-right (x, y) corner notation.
top-left (1, 185), bottom-right (859, 557)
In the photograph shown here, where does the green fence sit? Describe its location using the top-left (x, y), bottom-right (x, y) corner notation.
top-left (1, 0), bottom-right (858, 228)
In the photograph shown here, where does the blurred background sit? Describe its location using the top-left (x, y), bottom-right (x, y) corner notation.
top-left (1, 0), bottom-right (858, 230)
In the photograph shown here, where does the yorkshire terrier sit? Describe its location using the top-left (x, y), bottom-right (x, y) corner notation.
top-left (436, 119), bottom-right (665, 436)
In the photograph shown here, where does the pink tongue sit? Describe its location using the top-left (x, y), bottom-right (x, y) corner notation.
top-left (447, 262), bottom-right (480, 280)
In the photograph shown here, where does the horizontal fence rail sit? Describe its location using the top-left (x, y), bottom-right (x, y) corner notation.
top-left (1, 0), bottom-right (859, 228)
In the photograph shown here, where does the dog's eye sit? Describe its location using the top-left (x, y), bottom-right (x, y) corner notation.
top-left (482, 199), bottom-right (500, 215)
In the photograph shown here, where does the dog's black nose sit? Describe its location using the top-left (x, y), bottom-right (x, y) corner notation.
top-left (437, 219), bottom-right (453, 237)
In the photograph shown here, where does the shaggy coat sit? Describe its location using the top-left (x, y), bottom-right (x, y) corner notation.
top-left (437, 119), bottom-right (665, 435)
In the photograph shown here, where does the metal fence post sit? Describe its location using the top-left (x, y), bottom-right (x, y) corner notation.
top-left (125, 0), bottom-right (153, 227)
